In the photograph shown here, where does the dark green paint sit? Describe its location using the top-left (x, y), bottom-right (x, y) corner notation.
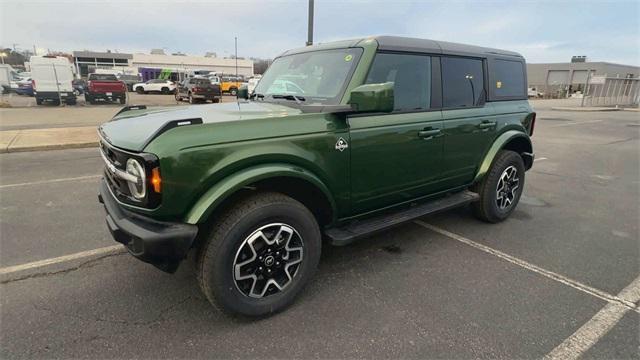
top-left (99, 37), bottom-right (533, 227)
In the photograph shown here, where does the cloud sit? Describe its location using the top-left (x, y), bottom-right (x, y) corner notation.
top-left (1, 0), bottom-right (638, 65)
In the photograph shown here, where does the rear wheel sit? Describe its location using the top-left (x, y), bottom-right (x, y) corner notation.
top-left (471, 150), bottom-right (525, 223)
top-left (66, 99), bottom-right (76, 105)
top-left (188, 93), bottom-right (195, 104)
top-left (35, 98), bottom-right (43, 105)
top-left (196, 192), bottom-right (321, 317)
top-left (212, 97), bottom-right (220, 103)
top-left (161, 87), bottom-right (170, 94)
top-left (229, 87), bottom-right (238, 96)
top-left (136, 87), bottom-right (144, 94)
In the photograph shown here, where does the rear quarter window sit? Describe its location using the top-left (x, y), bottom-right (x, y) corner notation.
top-left (492, 59), bottom-right (526, 99)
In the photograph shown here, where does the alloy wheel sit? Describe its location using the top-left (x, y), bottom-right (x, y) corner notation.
top-left (233, 223), bottom-right (304, 298)
top-left (495, 165), bottom-right (520, 210)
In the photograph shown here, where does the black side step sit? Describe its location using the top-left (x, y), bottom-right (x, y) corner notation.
top-left (325, 190), bottom-right (479, 246)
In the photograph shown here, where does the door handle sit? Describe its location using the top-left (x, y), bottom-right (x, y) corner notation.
top-left (477, 121), bottom-right (497, 129)
top-left (418, 128), bottom-right (442, 140)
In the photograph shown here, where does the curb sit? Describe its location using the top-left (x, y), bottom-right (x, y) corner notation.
top-left (0, 141), bottom-right (98, 154)
top-left (551, 107), bottom-right (621, 112)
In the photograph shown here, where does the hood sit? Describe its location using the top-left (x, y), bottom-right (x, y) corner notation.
top-left (98, 101), bottom-right (302, 151)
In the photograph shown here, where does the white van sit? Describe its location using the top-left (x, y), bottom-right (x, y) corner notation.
top-left (30, 56), bottom-right (77, 105)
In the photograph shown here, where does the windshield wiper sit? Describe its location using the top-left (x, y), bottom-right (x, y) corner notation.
top-left (270, 94), bottom-right (306, 104)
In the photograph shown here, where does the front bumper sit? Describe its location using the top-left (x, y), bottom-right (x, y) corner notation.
top-left (98, 179), bottom-right (198, 273)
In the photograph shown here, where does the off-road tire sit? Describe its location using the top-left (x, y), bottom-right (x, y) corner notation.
top-left (471, 150), bottom-right (525, 223)
top-left (196, 192), bottom-right (321, 317)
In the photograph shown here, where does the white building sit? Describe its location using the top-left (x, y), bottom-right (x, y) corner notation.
top-left (131, 53), bottom-right (254, 77)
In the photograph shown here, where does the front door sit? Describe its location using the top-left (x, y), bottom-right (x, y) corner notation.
top-left (349, 52), bottom-right (443, 214)
top-left (439, 56), bottom-right (497, 188)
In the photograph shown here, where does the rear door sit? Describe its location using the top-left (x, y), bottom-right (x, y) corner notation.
top-left (349, 52), bottom-right (443, 214)
top-left (53, 63), bottom-right (74, 92)
top-left (440, 56), bottom-right (497, 188)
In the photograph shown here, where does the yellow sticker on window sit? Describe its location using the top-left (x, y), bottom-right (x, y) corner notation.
top-left (344, 54), bottom-right (353, 62)
top-left (496, 81), bottom-right (502, 88)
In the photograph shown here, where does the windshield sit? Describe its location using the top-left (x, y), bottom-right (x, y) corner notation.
top-left (254, 48), bottom-right (363, 104)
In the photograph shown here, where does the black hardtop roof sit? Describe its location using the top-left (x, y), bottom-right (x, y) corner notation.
top-left (281, 35), bottom-right (523, 59)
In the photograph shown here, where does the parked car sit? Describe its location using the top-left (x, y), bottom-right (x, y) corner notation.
top-left (30, 56), bottom-right (76, 105)
top-left (72, 79), bottom-right (86, 96)
top-left (247, 76), bottom-right (261, 94)
top-left (117, 74), bottom-right (142, 92)
top-left (15, 78), bottom-right (34, 96)
top-left (528, 87), bottom-right (544, 98)
top-left (133, 79), bottom-right (175, 94)
top-left (175, 77), bottom-right (221, 104)
top-left (85, 73), bottom-right (127, 104)
top-left (219, 75), bottom-right (244, 96)
top-left (97, 36), bottom-right (535, 317)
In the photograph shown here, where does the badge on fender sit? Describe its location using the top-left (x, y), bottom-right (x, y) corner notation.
top-left (335, 137), bottom-right (348, 152)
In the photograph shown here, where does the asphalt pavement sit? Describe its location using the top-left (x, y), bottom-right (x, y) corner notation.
top-left (0, 106), bottom-right (638, 359)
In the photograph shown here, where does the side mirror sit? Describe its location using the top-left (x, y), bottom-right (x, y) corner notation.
top-left (237, 85), bottom-right (249, 100)
top-left (348, 82), bottom-right (394, 113)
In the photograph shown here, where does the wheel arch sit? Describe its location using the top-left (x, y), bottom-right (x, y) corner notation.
top-left (184, 164), bottom-right (337, 226)
top-left (473, 130), bottom-right (533, 184)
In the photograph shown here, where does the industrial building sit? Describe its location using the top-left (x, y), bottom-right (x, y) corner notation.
top-left (71, 50), bottom-right (254, 79)
top-left (72, 51), bottom-right (133, 77)
top-left (130, 53), bottom-right (254, 78)
top-left (526, 58), bottom-right (639, 101)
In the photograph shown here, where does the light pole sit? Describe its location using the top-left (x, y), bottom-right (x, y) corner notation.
top-left (306, 0), bottom-right (314, 46)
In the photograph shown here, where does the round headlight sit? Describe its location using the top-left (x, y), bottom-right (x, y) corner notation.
top-left (126, 158), bottom-right (146, 200)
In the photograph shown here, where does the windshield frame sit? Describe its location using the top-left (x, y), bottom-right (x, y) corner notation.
top-left (254, 47), bottom-right (364, 106)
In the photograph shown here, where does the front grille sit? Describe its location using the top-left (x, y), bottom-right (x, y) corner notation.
top-left (100, 139), bottom-right (137, 204)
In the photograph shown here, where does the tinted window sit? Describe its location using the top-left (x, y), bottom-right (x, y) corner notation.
top-left (493, 59), bottom-right (525, 98)
top-left (442, 57), bottom-right (484, 107)
top-left (89, 74), bottom-right (118, 81)
top-left (365, 53), bottom-right (431, 111)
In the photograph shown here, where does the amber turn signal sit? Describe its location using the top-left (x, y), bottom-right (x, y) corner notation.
top-left (150, 167), bottom-right (161, 193)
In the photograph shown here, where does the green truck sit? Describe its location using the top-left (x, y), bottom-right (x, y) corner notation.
top-left (98, 36), bottom-right (535, 316)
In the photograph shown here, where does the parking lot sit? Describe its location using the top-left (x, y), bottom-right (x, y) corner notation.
top-left (0, 102), bottom-right (638, 358)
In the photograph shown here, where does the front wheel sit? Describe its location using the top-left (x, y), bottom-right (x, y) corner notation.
top-left (196, 192), bottom-right (321, 317)
top-left (229, 88), bottom-right (237, 96)
top-left (136, 87), bottom-right (144, 94)
top-left (471, 150), bottom-right (525, 223)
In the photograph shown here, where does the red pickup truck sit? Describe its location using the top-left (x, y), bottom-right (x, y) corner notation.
top-left (85, 73), bottom-right (127, 104)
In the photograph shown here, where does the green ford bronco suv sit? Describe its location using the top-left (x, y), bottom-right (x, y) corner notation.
top-left (98, 36), bottom-right (535, 316)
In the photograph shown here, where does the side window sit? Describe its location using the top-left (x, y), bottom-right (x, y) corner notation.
top-left (365, 53), bottom-right (431, 111)
top-left (442, 57), bottom-right (484, 108)
top-left (493, 59), bottom-right (525, 98)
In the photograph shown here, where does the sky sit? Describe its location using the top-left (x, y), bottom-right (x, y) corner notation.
top-left (1, 0), bottom-right (639, 65)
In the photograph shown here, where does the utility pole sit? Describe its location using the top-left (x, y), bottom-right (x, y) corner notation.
top-left (234, 37), bottom-right (238, 79)
top-left (306, 0), bottom-right (314, 46)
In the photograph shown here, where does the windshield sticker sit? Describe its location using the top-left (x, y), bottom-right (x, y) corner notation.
top-left (496, 81), bottom-right (502, 88)
top-left (344, 54), bottom-right (353, 62)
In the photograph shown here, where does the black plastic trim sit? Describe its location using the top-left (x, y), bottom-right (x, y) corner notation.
top-left (99, 179), bottom-right (198, 273)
